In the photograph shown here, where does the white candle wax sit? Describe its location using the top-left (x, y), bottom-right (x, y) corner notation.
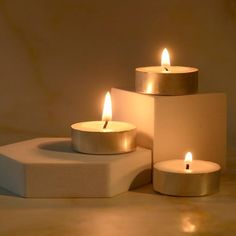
top-left (71, 121), bottom-right (135, 133)
top-left (156, 159), bottom-right (220, 174)
top-left (137, 66), bottom-right (198, 74)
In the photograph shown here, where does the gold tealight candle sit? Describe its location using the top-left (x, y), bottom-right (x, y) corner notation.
top-left (153, 152), bottom-right (221, 196)
top-left (135, 48), bottom-right (198, 95)
top-left (71, 92), bottom-right (136, 154)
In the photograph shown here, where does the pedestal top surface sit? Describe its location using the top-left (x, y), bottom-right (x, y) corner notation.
top-left (0, 138), bottom-right (147, 164)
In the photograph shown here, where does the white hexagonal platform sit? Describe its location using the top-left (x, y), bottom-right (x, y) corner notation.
top-left (0, 138), bottom-right (152, 198)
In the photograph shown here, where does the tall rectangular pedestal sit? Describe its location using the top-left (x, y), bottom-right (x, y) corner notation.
top-left (112, 88), bottom-right (226, 169)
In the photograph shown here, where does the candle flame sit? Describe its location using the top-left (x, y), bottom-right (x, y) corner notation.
top-left (161, 48), bottom-right (171, 66)
top-left (102, 91), bottom-right (112, 121)
top-left (185, 152), bottom-right (192, 163)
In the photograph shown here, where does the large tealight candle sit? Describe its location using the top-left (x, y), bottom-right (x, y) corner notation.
top-left (71, 92), bottom-right (136, 154)
top-left (153, 152), bottom-right (221, 196)
top-left (135, 48), bottom-right (198, 95)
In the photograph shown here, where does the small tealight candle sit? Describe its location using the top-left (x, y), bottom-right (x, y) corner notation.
top-left (135, 48), bottom-right (198, 95)
top-left (153, 152), bottom-right (221, 196)
top-left (71, 92), bottom-right (136, 154)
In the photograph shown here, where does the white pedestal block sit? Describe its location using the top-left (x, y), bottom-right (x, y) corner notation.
top-left (111, 88), bottom-right (226, 168)
top-left (0, 138), bottom-right (152, 198)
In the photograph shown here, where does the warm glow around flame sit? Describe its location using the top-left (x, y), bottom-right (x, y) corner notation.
top-left (102, 92), bottom-right (112, 121)
top-left (161, 48), bottom-right (171, 66)
top-left (185, 152), bottom-right (193, 163)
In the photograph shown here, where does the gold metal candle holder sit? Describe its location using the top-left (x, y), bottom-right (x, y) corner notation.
top-left (71, 92), bottom-right (136, 155)
top-left (135, 66), bottom-right (198, 95)
top-left (136, 48), bottom-right (198, 95)
top-left (153, 159), bottom-right (221, 197)
top-left (71, 121), bottom-right (136, 154)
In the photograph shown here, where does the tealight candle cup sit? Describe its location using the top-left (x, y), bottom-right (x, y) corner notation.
top-left (135, 66), bottom-right (198, 95)
top-left (153, 159), bottom-right (221, 196)
top-left (71, 121), bottom-right (136, 155)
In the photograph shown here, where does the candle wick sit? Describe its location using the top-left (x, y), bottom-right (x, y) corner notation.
top-left (164, 67), bottom-right (169, 71)
top-left (103, 120), bottom-right (108, 129)
top-left (186, 163), bottom-right (190, 170)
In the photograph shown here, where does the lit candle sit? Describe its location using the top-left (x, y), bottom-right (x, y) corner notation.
top-left (71, 92), bottom-right (136, 154)
top-left (135, 48), bottom-right (198, 95)
top-left (153, 152), bottom-right (221, 196)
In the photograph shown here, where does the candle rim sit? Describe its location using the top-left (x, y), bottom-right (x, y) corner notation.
top-left (154, 159), bottom-right (221, 174)
top-left (71, 121), bottom-right (136, 133)
top-left (136, 66), bottom-right (198, 74)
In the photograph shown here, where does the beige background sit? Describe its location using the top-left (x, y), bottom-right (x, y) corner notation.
top-left (0, 0), bottom-right (235, 149)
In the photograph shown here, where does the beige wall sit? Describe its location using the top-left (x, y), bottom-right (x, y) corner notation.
top-left (0, 0), bottom-right (235, 149)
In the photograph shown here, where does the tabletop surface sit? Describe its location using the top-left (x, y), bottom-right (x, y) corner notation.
top-left (0, 153), bottom-right (236, 236)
